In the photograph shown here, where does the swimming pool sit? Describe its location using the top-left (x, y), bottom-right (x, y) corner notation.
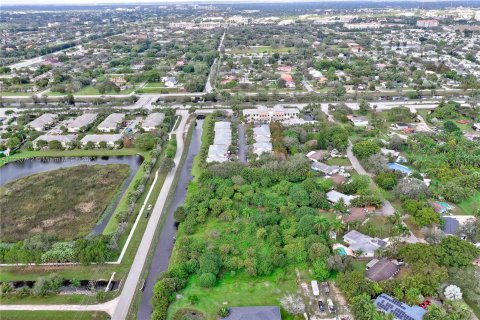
top-left (337, 247), bottom-right (347, 256)
top-left (388, 163), bottom-right (413, 175)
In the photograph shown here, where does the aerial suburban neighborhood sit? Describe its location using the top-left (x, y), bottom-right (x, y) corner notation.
top-left (0, 1), bottom-right (479, 320)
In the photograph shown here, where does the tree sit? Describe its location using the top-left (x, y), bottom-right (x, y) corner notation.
top-left (352, 140), bottom-right (380, 159)
top-left (309, 191), bottom-right (330, 209)
top-left (135, 133), bottom-right (157, 151)
top-left (6, 136), bottom-right (20, 148)
top-left (308, 243), bottom-right (330, 262)
top-left (444, 285), bottom-right (462, 301)
top-left (351, 293), bottom-right (383, 320)
top-left (395, 178), bottom-right (430, 200)
top-left (313, 260), bottom-right (330, 280)
top-left (280, 294), bottom-right (305, 315)
top-left (443, 120), bottom-right (461, 133)
top-left (48, 140), bottom-right (63, 150)
top-left (358, 99), bottom-right (371, 115)
top-left (199, 273), bottom-right (216, 288)
top-left (375, 171), bottom-right (398, 190)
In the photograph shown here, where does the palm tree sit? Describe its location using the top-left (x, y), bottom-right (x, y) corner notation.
top-left (314, 216), bottom-right (329, 235)
top-left (330, 219), bottom-right (345, 236)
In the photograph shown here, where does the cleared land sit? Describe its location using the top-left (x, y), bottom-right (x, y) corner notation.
top-left (0, 164), bottom-right (130, 242)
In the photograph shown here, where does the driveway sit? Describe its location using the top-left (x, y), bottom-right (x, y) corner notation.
top-left (237, 123), bottom-right (247, 163)
top-left (346, 141), bottom-right (394, 216)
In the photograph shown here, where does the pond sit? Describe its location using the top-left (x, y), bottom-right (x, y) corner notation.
top-left (0, 155), bottom-right (144, 235)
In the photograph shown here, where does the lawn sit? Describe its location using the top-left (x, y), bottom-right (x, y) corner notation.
top-left (136, 87), bottom-right (179, 94)
top-left (325, 157), bottom-right (351, 166)
top-left (0, 91), bottom-right (37, 96)
top-left (167, 269), bottom-right (299, 319)
top-left (458, 191), bottom-right (480, 215)
top-left (0, 164), bottom-right (130, 242)
top-left (0, 311), bottom-right (109, 320)
top-left (229, 46), bottom-right (296, 55)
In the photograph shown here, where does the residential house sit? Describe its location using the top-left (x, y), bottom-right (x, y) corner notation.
top-left (80, 134), bottom-right (123, 148)
top-left (365, 259), bottom-right (400, 281)
top-left (343, 230), bottom-right (387, 257)
top-left (280, 73), bottom-right (295, 88)
top-left (27, 113), bottom-right (58, 131)
top-left (253, 142), bottom-right (273, 156)
top-left (326, 190), bottom-right (357, 207)
top-left (311, 162), bottom-right (340, 175)
top-left (375, 293), bottom-right (426, 320)
top-left (97, 113), bottom-right (125, 132)
top-left (243, 106), bottom-right (300, 123)
top-left (33, 134), bottom-right (77, 149)
top-left (162, 76), bottom-right (178, 88)
top-left (142, 113), bottom-right (165, 131)
top-left (347, 115), bottom-right (369, 127)
top-left (67, 113), bottom-right (97, 132)
top-left (207, 121), bottom-right (231, 163)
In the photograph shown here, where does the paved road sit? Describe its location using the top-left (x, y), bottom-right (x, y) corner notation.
top-left (346, 141), bottom-right (394, 216)
top-left (205, 30), bottom-right (226, 93)
top-left (302, 80), bottom-right (315, 93)
top-left (137, 119), bottom-right (203, 320)
top-left (111, 110), bottom-right (189, 320)
top-left (237, 123), bottom-right (247, 163)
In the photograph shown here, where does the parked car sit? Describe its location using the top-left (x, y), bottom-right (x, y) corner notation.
top-left (318, 300), bottom-right (325, 312)
top-left (419, 300), bottom-right (431, 309)
top-left (327, 299), bottom-right (336, 313)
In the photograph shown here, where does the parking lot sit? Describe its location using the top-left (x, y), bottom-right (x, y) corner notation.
top-left (296, 269), bottom-right (351, 320)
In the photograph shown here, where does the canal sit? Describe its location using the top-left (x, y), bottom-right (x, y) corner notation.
top-left (137, 119), bottom-right (203, 320)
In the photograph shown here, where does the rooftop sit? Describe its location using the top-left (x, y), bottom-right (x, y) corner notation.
top-left (375, 293), bottom-right (426, 320)
top-left (142, 112), bottom-right (165, 129)
top-left (222, 306), bottom-right (281, 320)
top-left (366, 259), bottom-right (400, 281)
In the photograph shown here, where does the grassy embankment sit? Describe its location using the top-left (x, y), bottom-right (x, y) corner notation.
top-left (0, 311), bottom-right (109, 320)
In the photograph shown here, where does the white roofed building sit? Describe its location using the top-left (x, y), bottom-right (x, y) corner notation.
top-left (142, 113), bottom-right (165, 131)
top-left (97, 113), bottom-right (125, 132)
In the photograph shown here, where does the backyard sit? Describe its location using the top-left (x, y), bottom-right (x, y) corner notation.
top-left (0, 164), bottom-right (130, 242)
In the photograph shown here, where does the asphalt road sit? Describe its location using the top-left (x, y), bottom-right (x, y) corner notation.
top-left (136, 119), bottom-right (203, 320)
top-left (111, 110), bottom-right (189, 320)
top-left (237, 123), bottom-right (247, 163)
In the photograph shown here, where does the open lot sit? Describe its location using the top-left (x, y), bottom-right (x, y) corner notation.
top-left (0, 163), bottom-right (130, 242)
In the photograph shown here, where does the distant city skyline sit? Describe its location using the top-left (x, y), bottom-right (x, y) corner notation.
top-left (0, 0), bottom-right (463, 6)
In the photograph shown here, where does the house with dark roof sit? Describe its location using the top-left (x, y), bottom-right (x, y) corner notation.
top-left (375, 293), bottom-right (426, 320)
top-left (366, 258), bottom-right (400, 281)
top-left (222, 306), bottom-right (281, 320)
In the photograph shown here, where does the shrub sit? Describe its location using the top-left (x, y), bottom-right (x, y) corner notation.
top-left (199, 273), bottom-right (216, 288)
top-left (33, 273), bottom-right (63, 296)
top-left (375, 171), bottom-right (398, 190)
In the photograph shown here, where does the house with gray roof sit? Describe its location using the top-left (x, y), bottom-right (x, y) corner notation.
top-left (343, 230), bottom-right (387, 257)
top-left (326, 190), bottom-right (357, 207)
top-left (375, 293), bottom-right (426, 320)
top-left (142, 113), bottom-right (165, 131)
top-left (81, 134), bottom-right (123, 148)
top-left (33, 134), bottom-right (77, 149)
top-left (67, 113), bottom-right (97, 132)
top-left (27, 113), bottom-right (58, 131)
top-left (311, 162), bottom-right (340, 175)
top-left (366, 258), bottom-right (400, 281)
top-left (97, 113), bottom-right (125, 132)
top-left (221, 306), bottom-right (281, 320)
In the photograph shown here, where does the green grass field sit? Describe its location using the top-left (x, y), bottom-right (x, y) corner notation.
top-left (1, 164), bottom-right (130, 242)
top-left (168, 269), bottom-right (298, 319)
top-left (458, 191), bottom-right (480, 215)
top-left (0, 91), bottom-right (36, 96)
top-left (0, 311), bottom-right (109, 320)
